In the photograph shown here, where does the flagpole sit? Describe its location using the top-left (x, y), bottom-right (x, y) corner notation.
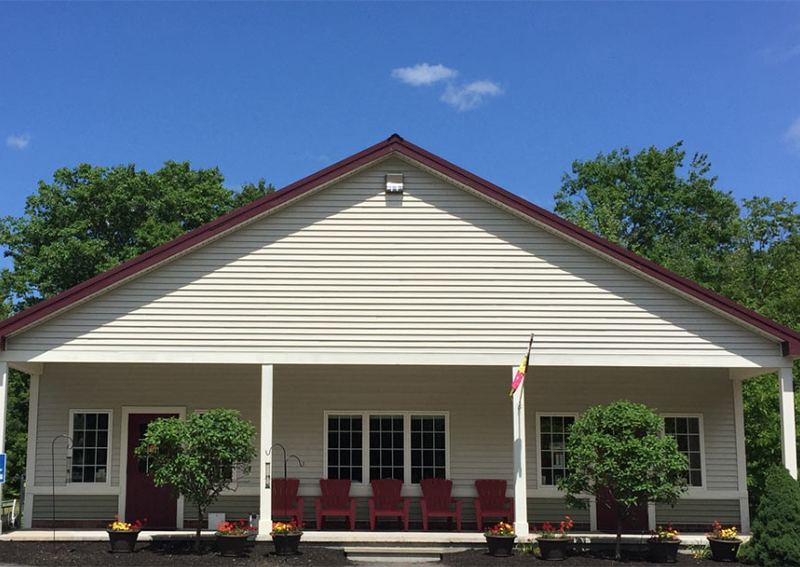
top-left (511, 334), bottom-right (533, 538)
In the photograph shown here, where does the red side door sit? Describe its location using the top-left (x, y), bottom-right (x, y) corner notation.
top-left (596, 487), bottom-right (648, 533)
top-left (126, 413), bottom-right (178, 529)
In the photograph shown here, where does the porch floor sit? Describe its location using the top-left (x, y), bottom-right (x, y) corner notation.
top-left (0, 530), bottom-right (720, 546)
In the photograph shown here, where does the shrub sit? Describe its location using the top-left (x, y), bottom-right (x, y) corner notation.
top-left (743, 466), bottom-right (800, 566)
top-left (558, 400), bottom-right (688, 559)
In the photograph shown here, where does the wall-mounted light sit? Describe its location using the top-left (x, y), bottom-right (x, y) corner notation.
top-left (385, 173), bottom-right (404, 194)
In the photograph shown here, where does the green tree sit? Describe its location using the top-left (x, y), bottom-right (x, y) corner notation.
top-left (555, 147), bottom-right (800, 512)
top-left (558, 400), bottom-right (688, 559)
top-left (738, 466), bottom-right (800, 566)
top-left (234, 179), bottom-right (275, 209)
top-left (554, 141), bottom-right (740, 288)
top-left (0, 161), bottom-right (273, 504)
top-left (135, 409), bottom-right (257, 552)
top-left (0, 161), bottom-right (273, 307)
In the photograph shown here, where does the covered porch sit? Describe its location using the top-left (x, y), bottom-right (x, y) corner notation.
top-left (2, 359), bottom-right (793, 536)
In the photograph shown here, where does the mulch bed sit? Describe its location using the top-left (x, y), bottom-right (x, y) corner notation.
top-left (0, 541), bottom-right (724, 566)
top-left (441, 548), bottom-right (719, 566)
top-left (0, 541), bottom-right (353, 566)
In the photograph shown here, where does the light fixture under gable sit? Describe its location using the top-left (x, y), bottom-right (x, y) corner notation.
top-left (385, 173), bottom-right (404, 194)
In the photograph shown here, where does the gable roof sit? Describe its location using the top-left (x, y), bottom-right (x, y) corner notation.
top-left (2, 134), bottom-right (799, 355)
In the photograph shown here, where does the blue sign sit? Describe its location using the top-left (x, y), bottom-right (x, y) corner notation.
top-left (0, 453), bottom-right (5, 483)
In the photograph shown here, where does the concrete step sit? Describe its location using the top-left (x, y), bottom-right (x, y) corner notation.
top-left (343, 545), bottom-right (468, 563)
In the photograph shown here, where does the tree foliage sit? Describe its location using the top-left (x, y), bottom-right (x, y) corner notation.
top-left (0, 162), bottom-right (274, 308)
top-left (558, 400), bottom-right (688, 559)
top-left (555, 144), bottom-right (800, 512)
top-left (135, 409), bottom-right (257, 551)
top-left (0, 161), bottom-right (273, 504)
top-left (738, 466), bottom-right (800, 566)
top-left (555, 142), bottom-right (740, 288)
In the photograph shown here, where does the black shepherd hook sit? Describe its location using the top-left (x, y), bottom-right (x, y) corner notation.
top-left (266, 443), bottom-right (304, 526)
top-left (51, 434), bottom-right (73, 545)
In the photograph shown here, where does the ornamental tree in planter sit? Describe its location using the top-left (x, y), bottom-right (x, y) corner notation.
top-left (135, 409), bottom-right (257, 552)
top-left (557, 400), bottom-right (689, 560)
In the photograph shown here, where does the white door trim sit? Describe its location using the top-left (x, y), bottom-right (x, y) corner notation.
top-left (119, 406), bottom-right (186, 528)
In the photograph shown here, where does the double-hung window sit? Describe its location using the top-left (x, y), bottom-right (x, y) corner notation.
top-left (663, 415), bottom-right (704, 488)
top-left (538, 414), bottom-right (576, 488)
top-left (325, 412), bottom-right (448, 484)
top-left (69, 410), bottom-right (112, 483)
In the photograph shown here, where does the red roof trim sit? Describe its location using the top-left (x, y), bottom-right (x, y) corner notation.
top-left (2, 134), bottom-right (799, 355)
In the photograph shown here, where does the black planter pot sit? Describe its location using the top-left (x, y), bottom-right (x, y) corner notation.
top-left (107, 529), bottom-right (140, 553)
top-left (537, 537), bottom-right (570, 561)
top-left (271, 533), bottom-right (302, 556)
top-left (216, 534), bottom-right (250, 557)
top-left (708, 538), bottom-right (741, 562)
top-left (485, 535), bottom-right (516, 557)
top-left (648, 540), bottom-right (681, 563)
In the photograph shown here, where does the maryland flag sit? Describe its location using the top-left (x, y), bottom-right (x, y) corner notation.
top-left (510, 334), bottom-right (534, 397)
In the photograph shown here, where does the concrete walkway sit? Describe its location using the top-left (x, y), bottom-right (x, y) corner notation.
top-left (0, 529), bottom-right (724, 546)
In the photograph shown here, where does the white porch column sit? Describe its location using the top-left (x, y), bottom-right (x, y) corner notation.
top-left (258, 364), bottom-right (274, 535)
top-left (779, 367), bottom-right (798, 479)
top-left (0, 362), bottom-right (8, 535)
top-left (511, 367), bottom-right (529, 538)
top-left (22, 371), bottom-right (40, 529)
top-left (732, 377), bottom-right (751, 533)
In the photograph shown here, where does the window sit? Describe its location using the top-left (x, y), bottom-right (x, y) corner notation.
top-left (369, 415), bottom-right (404, 482)
top-left (325, 412), bottom-right (448, 484)
top-left (664, 416), bottom-right (704, 487)
top-left (69, 411), bottom-right (111, 483)
top-left (411, 415), bottom-right (446, 483)
top-left (327, 415), bottom-right (363, 482)
top-left (538, 414), bottom-right (575, 487)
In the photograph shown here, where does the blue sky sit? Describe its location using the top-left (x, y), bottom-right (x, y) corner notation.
top-left (2, 2), bottom-right (800, 271)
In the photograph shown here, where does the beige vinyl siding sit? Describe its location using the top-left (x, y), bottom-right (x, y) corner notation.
top-left (183, 496), bottom-right (260, 522)
top-left (526, 367), bottom-right (739, 491)
top-left (8, 158), bottom-right (780, 363)
top-left (33, 495), bottom-right (117, 520)
top-left (527, 499), bottom-right (590, 526)
top-left (656, 500), bottom-right (741, 526)
top-left (34, 363), bottom-right (260, 488)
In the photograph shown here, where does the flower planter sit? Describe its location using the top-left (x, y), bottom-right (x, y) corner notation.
top-left (648, 540), bottom-right (681, 563)
top-left (271, 533), bottom-right (302, 556)
top-left (107, 529), bottom-right (140, 553)
top-left (537, 538), bottom-right (570, 561)
top-left (485, 534), bottom-right (516, 557)
top-left (708, 538), bottom-right (741, 562)
top-left (216, 533), bottom-right (250, 557)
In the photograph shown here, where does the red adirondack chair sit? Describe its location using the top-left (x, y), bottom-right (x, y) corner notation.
top-left (272, 478), bottom-right (305, 525)
top-left (420, 478), bottom-right (462, 532)
top-left (315, 479), bottom-right (357, 530)
top-left (474, 479), bottom-right (514, 531)
top-left (368, 479), bottom-right (410, 531)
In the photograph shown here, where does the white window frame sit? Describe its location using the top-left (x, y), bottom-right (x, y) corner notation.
top-left (323, 410), bottom-right (450, 487)
top-left (68, 409), bottom-right (113, 486)
top-left (662, 413), bottom-right (706, 491)
top-left (535, 412), bottom-right (578, 494)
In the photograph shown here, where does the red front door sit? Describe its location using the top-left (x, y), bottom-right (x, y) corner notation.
top-left (596, 488), bottom-right (648, 533)
top-left (126, 413), bottom-right (178, 529)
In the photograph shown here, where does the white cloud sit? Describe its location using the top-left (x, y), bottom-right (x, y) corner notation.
top-left (441, 80), bottom-right (504, 111)
top-left (785, 116), bottom-right (800, 153)
top-left (6, 134), bottom-right (31, 150)
top-left (391, 63), bottom-right (458, 86)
